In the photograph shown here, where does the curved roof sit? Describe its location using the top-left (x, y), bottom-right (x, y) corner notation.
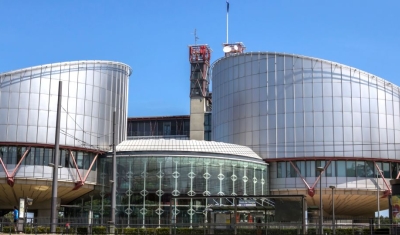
top-left (0, 60), bottom-right (132, 76)
top-left (212, 52), bottom-right (399, 95)
top-left (116, 139), bottom-right (262, 160)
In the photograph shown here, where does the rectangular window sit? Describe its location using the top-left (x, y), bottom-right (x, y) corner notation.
top-left (8, 147), bottom-right (17, 165)
top-left (277, 162), bottom-right (286, 178)
top-left (315, 161), bottom-right (325, 176)
top-left (163, 122), bottom-right (171, 135)
top-left (365, 161), bottom-right (375, 178)
top-left (356, 161), bottom-right (365, 177)
top-left (143, 122), bottom-right (150, 136)
top-left (17, 147), bottom-right (26, 164)
top-left (43, 149), bottom-right (52, 166)
top-left (77, 152), bottom-right (83, 168)
top-left (25, 147), bottom-right (35, 165)
top-left (296, 161), bottom-right (306, 176)
top-left (60, 150), bottom-right (66, 168)
top-left (306, 161), bottom-right (315, 177)
top-left (83, 152), bottom-right (90, 169)
top-left (287, 162), bottom-right (296, 177)
top-left (35, 148), bottom-right (44, 166)
top-left (392, 162), bottom-right (398, 179)
top-left (326, 162), bottom-right (335, 177)
top-left (315, 161), bottom-right (325, 169)
top-left (91, 153), bottom-right (97, 171)
top-left (64, 150), bottom-right (71, 168)
top-left (346, 161), bottom-right (356, 177)
top-left (383, 162), bottom-right (390, 178)
top-left (138, 122), bottom-right (144, 136)
top-left (337, 161), bottom-right (346, 177)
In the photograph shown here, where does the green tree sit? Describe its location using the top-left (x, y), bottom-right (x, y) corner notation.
top-left (4, 211), bottom-right (13, 223)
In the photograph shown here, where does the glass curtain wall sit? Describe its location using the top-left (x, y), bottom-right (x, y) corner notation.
top-left (277, 160), bottom-right (393, 178)
top-left (96, 155), bottom-right (268, 227)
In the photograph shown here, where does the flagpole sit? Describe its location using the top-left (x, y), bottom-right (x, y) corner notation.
top-left (226, 0), bottom-right (229, 43)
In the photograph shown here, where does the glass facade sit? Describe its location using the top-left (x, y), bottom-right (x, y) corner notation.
top-left (212, 53), bottom-right (400, 160)
top-left (127, 116), bottom-right (190, 138)
top-left (94, 154), bottom-right (267, 227)
top-left (276, 160), bottom-right (393, 178)
top-left (0, 146), bottom-right (98, 182)
top-left (0, 146), bottom-right (96, 170)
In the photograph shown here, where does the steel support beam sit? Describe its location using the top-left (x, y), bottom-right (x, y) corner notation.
top-left (0, 147), bottom-right (31, 187)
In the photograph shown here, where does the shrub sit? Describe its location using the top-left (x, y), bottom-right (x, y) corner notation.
top-left (92, 226), bottom-right (107, 234)
top-left (121, 227), bottom-right (137, 234)
top-left (156, 228), bottom-right (170, 235)
top-left (77, 226), bottom-right (88, 234)
top-left (174, 228), bottom-right (204, 235)
top-left (2, 226), bottom-right (15, 233)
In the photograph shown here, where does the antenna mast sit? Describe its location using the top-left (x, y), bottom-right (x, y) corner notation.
top-left (226, 0), bottom-right (229, 43)
top-left (193, 29), bottom-right (199, 45)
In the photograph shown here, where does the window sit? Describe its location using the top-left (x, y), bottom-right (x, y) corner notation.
top-left (83, 152), bottom-right (90, 169)
top-left (77, 152), bottom-right (83, 168)
top-left (34, 148), bottom-right (44, 165)
top-left (383, 162), bottom-right (390, 178)
top-left (346, 161), bottom-right (356, 177)
top-left (306, 161), bottom-right (315, 177)
top-left (296, 161), bottom-right (306, 176)
top-left (277, 162), bottom-right (286, 178)
top-left (25, 147), bottom-right (35, 165)
top-left (326, 162), bottom-right (335, 177)
top-left (337, 161), bottom-right (346, 177)
top-left (43, 148), bottom-right (52, 166)
top-left (365, 162), bottom-right (375, 178)
top-left (356, 161), bottom-right (365, 177)
top-left (163, 122), bottom-right (171, 135)
top-left (287, 162), bottom-right (296, 177)
top-left (391, 162), bottom-right (398, 179)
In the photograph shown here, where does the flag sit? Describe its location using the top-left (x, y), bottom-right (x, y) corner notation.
top-left (226, 0), bottom-right (229, 13)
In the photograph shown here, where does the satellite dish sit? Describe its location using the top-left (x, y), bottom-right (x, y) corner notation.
top-left (223, 46), bottom-right (232, 53)
top-left (233, 45), bottom-right (239, 50)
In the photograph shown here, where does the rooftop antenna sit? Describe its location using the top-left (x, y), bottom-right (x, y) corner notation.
top-left (226, 0), bottom-right (229, 43)
top-left (193, 29), bottom-right (199, 45)
top-left (222, 0), bottom-right (245, 56)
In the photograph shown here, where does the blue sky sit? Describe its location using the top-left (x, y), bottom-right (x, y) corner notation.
top-left (0, 1), bottom-right (399, 117)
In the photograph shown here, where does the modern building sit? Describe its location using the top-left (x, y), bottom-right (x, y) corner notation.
top-left (211, 52), bottom-right (399, 216)
top-left (95, 139), bottom-right (268, 227)
top-left (0, 60), bottom-right (131, 217)
top-left (2, 48), bottom-right (397, 225)
top-left (0, 59), bottom-right (268, 227)
top-left (127, 115), bottom-right (190, 140)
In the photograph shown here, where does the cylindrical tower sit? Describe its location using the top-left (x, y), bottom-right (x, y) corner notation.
top-left (0, 60), bottom-right (131, 149)
top-left (212, 52), bottom-right (398, 216)
top-left (0, 60), bottom-right (131, 216)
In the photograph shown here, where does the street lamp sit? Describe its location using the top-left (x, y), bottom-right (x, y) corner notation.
top-left (317, 167), bottom-right (324, 235)
top-left (376, 169), bottom-right (382, 228)
top-left (25, 198), bottom-right (33, 224)
top-left (329, 186), bottom-right (336, 235)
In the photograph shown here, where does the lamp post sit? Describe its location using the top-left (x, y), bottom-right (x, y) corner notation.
top-left (376, 170), bottom-right (382, 228)
top-left (317, 167), bottom-right (324, 235)
top-left (50, 81), bottom-right (62, 233)
top-left (329, 186), bottom-right (336, 235)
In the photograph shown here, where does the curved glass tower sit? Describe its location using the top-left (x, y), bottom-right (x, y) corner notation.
top-left (0, 60), bottom-right (131, 217)
top-left (96, 139), bottom-right (268, 227)
top-left (212, 52), bottom-right (399, 216)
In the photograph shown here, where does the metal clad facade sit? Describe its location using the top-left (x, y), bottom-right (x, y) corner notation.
top-left (0, 61), bottom-right (131, 150)
top-left (212, 52), bottom-right (400, 160)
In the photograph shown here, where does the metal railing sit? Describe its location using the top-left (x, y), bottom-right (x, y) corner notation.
top-left (1, 217), bottom-right (399, 235)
